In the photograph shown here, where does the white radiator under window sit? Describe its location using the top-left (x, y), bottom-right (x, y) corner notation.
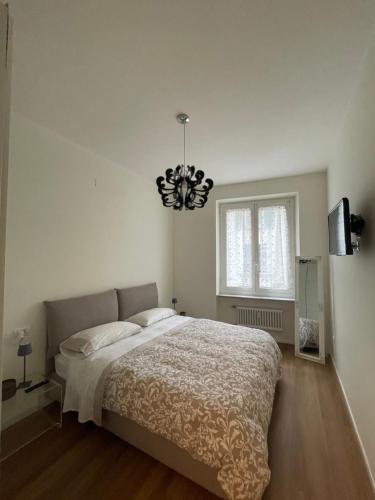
top-left (236, 306), bottom-right (283, 331)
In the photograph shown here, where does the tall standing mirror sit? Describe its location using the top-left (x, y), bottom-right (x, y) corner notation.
top-left (295, 256), bottom-right (325, 364)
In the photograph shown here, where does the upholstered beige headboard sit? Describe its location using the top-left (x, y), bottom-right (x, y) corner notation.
top-left (45, 283), bottom-right (158, 365)
top-left (117, 282), bottom-right (158, 320)
top-left (45, 290), bottom-right (118, 360)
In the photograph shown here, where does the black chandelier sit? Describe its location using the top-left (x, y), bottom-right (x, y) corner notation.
top-left (156, 113), bottom-right (214, 210)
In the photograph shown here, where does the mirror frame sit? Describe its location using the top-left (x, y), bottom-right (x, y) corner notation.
top-left (295, 256), bottom-right (325, 364)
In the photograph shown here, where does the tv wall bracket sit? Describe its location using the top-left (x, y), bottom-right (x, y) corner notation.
top-left (351, 214), bottom-right (365, 251)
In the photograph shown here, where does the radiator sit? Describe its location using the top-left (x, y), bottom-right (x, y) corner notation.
top-left (236, 306), bottom-right (283, 331)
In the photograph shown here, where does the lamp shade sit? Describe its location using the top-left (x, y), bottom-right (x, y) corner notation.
top-left (17, 341), bottom-right (32, 357)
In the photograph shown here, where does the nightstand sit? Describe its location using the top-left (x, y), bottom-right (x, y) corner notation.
top-left (1, 374), bottom-right (63, 461)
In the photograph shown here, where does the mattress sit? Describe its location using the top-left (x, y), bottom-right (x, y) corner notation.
top-left (55, 352), bottom-right (68, 380)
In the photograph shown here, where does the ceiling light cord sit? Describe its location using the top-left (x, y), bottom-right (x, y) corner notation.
top-left (183, 121), bottom-right (186, 177)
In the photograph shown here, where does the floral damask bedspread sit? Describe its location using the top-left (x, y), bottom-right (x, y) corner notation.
top-left (100, 319), bottom-right (281, 500)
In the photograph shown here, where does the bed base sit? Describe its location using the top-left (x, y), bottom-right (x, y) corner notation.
top-left (51, 373), bottom-right (224, 498)
top-left (102, 409), bottom-right (225, 498)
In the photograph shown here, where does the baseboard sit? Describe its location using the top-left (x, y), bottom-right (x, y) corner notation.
top-left (330, 354), bottom-right (375, 492)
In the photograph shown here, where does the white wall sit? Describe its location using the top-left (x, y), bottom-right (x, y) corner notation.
top-left (174, 172), bottom-right (330, 346)
top-left (2, 113), bottom-right (174, 379)
top-left (0, 2), bottom-right (11, 424)
top-left (328, 30), bottom-right (375, 481)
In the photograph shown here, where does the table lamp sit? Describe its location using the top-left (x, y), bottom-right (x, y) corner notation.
top-left (17, 339), bottom-right (32, 389)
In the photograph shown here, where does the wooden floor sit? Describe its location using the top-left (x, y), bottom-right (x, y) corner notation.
top-left (0, 345), bottom-right (373, 500)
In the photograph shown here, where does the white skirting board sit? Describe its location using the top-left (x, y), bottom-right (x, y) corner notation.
top-left (331, 355), bottom-right (375, 492)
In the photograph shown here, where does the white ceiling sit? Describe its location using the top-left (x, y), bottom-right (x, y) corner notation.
top-left (9, 0), bottom-right (375, 184)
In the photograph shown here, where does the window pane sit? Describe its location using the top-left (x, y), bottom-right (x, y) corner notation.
top-left (226, 208), bottom-right (252, 288)
top-left (258, 205), bottom-right (291, 290)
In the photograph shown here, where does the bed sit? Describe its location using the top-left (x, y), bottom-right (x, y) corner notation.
top-left (299, 317), bottom-right (319, 350)
top-left (45, 284), bottom-right (281, 500)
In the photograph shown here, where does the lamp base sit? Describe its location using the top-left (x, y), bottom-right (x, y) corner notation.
top-left (18, 380), bottom-right (32, 389)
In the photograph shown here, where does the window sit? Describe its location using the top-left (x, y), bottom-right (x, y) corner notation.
top-left (218, 197), bottom-right (295, 299)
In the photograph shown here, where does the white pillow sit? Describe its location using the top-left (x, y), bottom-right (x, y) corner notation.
top-left (60, 321), bottom-right (141, 358)
top-left (126, 307), bottom-right (176, 327)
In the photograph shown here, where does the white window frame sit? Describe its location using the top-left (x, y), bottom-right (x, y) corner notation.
top-left (218, 195), bottom-right (296, 299)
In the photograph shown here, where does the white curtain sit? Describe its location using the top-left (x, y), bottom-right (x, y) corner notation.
top-left (258, 205), bottom-right (291, 290)
top-left (226, 208), bottom-right (252, 288)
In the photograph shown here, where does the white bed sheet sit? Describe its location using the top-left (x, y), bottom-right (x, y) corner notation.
top-left (56, 314), bottom-right (191, 423)
top-left (55, 352), bottom-right (68, 379)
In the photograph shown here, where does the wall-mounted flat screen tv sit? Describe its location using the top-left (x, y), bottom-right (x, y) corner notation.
top-left (328, 198), bottom-right (352, 256)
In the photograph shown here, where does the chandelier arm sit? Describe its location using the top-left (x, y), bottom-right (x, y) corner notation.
top-left (192, 180), bottom-right (214, 192)
top-left (184, 121), bottom-right (186, 172)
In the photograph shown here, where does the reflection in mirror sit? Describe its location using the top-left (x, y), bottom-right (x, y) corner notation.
top-left (299, 259), bottom-right (319, 356)
top-left (295, 257), bottom-right (325, 364)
